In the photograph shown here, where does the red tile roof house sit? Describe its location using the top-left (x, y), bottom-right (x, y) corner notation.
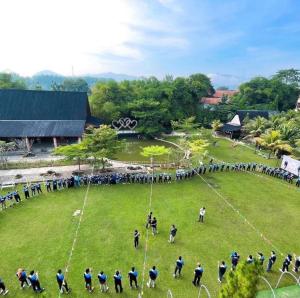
top-left (201, 90), bottom-right (238, 106)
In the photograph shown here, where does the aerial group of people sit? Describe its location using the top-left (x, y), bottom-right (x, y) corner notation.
top-left (1, 160), bottom-right (299, 211)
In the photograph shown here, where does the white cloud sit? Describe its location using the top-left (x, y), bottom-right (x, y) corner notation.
top-left (0, 0), bottom-right (145, 76)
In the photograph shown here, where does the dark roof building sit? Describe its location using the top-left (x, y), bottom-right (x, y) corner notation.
top-left (220, 110), bottom-right (277, 139)
top-left (0, 89), bottom-right (101, 147)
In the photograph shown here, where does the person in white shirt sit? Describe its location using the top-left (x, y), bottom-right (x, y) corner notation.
top-left (198, 207), bottom-right (206, 223)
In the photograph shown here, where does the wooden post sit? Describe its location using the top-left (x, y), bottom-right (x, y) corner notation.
top-left (78, 137), bottom-right (82, 144)
top-left (53, 137), bottom-right (58, 148)
top-left (25, 137), bottom-right (31, 152)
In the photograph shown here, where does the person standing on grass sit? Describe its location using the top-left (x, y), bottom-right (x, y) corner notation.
top-left (0, 277), bottom-right (9, 296)
top-left (293, 254), bottom-right (300, 273)
top-left (98, 271), bottom-right (109, 292)
top-left (247, 255), bottom-right (254, 264)
top-left (147, 266), bottom-right (158, 288)
top-left (198, 207), bottom-right (206, 223)
top-left (16, 268), bottom-right (30, 289)
top-left (146, 212), bottom-right (152, 229)
top-left (192, 263), bottom-right (204, 286)
top-left (173, 256), bottom-right (184, 278)
top-left (30, 184), bottom-right (36, 196)
top-left (128, 267), bottom-right (138, 289)
top-left (46, 180), bottom-right (52, 192)
top-left (56, 269), bottom-right (71, 294)
top-left (23, 185), bottom-right (30, 199)
top-left (258, 252), bottom-right (265, 266)
top-left (169, 224), bottom-right (177, 243)
top-left (36, 183), bottom-right (42, 194)
top-left (134, 230), bottom-right (140, 248)
top-left (230, 252), bottom-right (240, 270)
top-left (151, 217), bottom-right (157, 235)
top-left (83, 268), bottom-right (94, 293)
top-left (218, 261), bottom-right (227, 282)
top-left (28, 270), bottom-right (45, 293)
top-left (113, 270), bottom-right (123, 293)
top-left (281, 254), bottom-right (292, 272)
top-left (266, 251), bottom-right (276, 272)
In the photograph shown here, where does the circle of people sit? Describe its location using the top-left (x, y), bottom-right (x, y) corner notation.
top-left (1, 161), bottom-right (300, 295)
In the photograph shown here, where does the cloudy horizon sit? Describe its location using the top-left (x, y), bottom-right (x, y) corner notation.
top-left (1, 0), bottom-right (300, 86)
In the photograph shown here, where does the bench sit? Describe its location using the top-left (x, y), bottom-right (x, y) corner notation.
top-left (0, 182), bottom-right (16, 190)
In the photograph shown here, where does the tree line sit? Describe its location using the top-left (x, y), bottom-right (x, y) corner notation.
top-left (0, 69), bottom-right (299, 137)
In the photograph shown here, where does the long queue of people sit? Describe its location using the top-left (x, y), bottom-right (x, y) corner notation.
top-left (1, 162), bottom-right (299, 211)
top-left (1, 250), bottom-right (299, 296)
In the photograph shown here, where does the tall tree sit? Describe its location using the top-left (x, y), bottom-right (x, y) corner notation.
top-left (273, 68), bottom-right (300, 85)
top-left (0, 73), bottom-right (27, 89)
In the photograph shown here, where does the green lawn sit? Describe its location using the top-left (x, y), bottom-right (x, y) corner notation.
top-left (0, 171), bottom-right (299, 297)
top-left (114, 139), bottom-right (175, 163)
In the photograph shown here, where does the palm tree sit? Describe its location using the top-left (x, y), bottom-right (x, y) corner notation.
top-left (244, 116), bottom-right (268, 137)
top-left (279, 122), bottom-right (300, 145)
top-left (211, 119), bottom-right (223, 132)
top-left (255, 130), bottom-right (292, 158)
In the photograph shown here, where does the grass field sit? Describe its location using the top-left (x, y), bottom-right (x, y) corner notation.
top-left (1, 170), bottom-right (299, 297)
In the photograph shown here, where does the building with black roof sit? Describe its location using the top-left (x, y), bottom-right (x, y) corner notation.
top-left (0, 89), bottom-right (101, 149)
top-left (221, 110), bottom-right (277, 138)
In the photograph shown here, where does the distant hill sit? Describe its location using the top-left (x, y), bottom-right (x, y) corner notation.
top-left (6, 71), bottom-right (141, 90)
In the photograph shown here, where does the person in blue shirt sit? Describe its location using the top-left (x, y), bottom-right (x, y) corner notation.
top-left (230, 252), bottom-right (240, 270)
top-left (30, 184), bottom-right (36, 196)
top-left (56, 269), bottom-right (71, 294)
top-left (83, 268), bottom-right (94, 293)
top-left (13, 190), bottom-right (21, 203)
top-left (113, 270), bottom-right (123, 293)
top-left (218, 261), bottom-right (227, 282)
top-left (258, 252), bottom-right (265, 266)
top-left (98, 271), bottom-right (109, 292)
top-left (0, 277), bottom-right (9, 295)
top-left (128, 267), bottom-right (138, 289)
top-left (28, 270), bottom-right (44, 293)
top-left (16, 268), bottom-right (30, 289)
top-left (36, 183), bottom-right (42, 194)
top-left (266, 251), bottom-right (276, 272)
top-left (192, 263), bottom-right (203, 286)
top-left (147, 266), bottom-right (158, 288)
top-left (173, 256), bottom-right (184, 278)
top-left (46, 180), bottom-right (51, 192)
top-left (23, 185), bottom-right (30, 199)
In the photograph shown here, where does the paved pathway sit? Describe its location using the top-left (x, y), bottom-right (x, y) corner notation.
top-left (0, 160), bottom-right (147, 184)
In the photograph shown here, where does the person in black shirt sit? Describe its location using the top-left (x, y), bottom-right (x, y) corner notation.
top-left (151, 217), bottom-right (157, 235)
top-left (218, 261), bottom-right (227, 282)
top-left (146, 212), bottom-right (152, 229)
top-left (0, 277), bottom-right (9, 295)
top-left (134, 230), bottom-right (140, 248)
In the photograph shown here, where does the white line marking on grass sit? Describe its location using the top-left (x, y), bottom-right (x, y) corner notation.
top-left (59, 166), bottom-right (94, 298)
top-left (140, 174), bottom-right (154, 297)
top-left (196, 173), bottom-right (284, 256)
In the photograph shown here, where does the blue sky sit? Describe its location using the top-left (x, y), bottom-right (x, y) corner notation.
top-left (0, 0), bottom-right (300, 87)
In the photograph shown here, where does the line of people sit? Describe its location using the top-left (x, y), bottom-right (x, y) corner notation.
top-left (1, 161), bottom-right (299, 211)
top-left (2, 251), bottom-right (299, 296)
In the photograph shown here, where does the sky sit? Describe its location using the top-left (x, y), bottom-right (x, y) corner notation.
top-left (0, 0), bottom-right (300, 87)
